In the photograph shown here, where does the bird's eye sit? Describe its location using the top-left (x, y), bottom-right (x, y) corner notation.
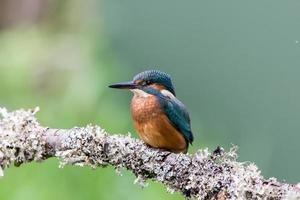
top-left (142, 80), bottom-right (150, 86)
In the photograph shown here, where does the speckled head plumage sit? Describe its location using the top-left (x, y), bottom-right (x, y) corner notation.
top-left (108, 70), bottom-right (176, 96)
top-left (132, 70), bottom-right (176, 96)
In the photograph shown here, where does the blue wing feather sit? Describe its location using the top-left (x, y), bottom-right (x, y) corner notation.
top-left (162, 98), bottom-right (194, 145)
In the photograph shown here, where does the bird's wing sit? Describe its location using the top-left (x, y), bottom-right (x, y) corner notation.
top-left (159, 95), bottom-right (194, 145)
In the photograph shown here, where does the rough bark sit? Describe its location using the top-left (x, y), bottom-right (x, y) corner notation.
top-left (0, 107), bottom-right (299, 199)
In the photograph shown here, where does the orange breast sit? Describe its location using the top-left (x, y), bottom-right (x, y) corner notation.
top-left (131, 95), bottom-right (187, 153)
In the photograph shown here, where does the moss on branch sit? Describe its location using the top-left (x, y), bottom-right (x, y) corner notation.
top-left (0, 108), bottom-right (299, 199)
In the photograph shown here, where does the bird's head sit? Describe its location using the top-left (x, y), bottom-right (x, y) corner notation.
top-left (109, 70), bottom-right (176, 96)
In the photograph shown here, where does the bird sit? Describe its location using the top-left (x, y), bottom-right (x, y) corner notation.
top-left (109, 70), bottom-right (194, 153)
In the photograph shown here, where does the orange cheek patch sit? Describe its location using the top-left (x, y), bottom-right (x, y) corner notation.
top-left (149, 84), bottom-right (166, 91)
top-left (134, 80), bottom-right (143, 85)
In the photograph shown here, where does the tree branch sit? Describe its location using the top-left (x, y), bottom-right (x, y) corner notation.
top-left (0, 108), bottom-right (299, 199)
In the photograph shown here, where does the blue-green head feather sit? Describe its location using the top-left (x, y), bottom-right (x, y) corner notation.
top-left (133, 70), bottom-right (176, 96)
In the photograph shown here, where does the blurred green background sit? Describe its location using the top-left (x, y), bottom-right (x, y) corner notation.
top-left (0, 0), bottom-right (300, 199)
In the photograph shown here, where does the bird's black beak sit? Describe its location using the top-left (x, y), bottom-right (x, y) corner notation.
top-left (108, 81), bottom-right (137, 89)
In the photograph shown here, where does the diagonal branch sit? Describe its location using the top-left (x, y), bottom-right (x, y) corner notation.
top-left (0, 107), bottom-right (299, 199)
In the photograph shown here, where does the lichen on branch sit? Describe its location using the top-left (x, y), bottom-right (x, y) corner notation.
top-left (0, 108), bottom-right (299, 199)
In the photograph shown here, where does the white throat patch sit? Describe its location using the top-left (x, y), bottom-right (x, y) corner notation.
top-left (130, 89), bottom-right (151, 97)
top-left (161, 89), bottom-right (175, 99)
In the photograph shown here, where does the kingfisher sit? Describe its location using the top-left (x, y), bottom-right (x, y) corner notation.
top-left (109, 70), bottom-right (194, 153)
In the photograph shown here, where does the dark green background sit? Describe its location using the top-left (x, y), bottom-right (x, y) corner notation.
top-left (0, 1), bottom-right (299, 199)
